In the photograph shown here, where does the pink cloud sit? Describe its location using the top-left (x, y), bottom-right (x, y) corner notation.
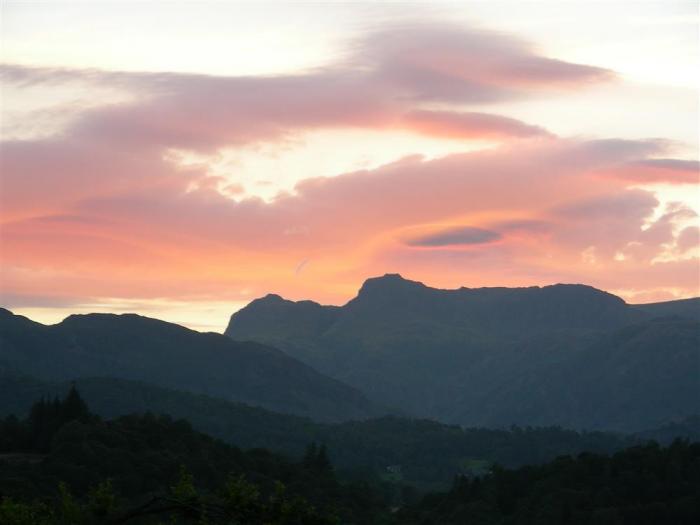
top-left (2, 134), bottom-right (696, 306)
top-left (0, 137), bottom-right (193, 219)
top-left (401, 110), bottom-right (552, 139)
top-left (358, 23), bottom-right (613, 102)
top-left (676, 226), bottom-right (700, 253)
top-left (600, 159), bottom-right (699, 184)
top-left (1, 21), bottom-right (612, 153)
top-left (0, 22), bottom-right (696, 311)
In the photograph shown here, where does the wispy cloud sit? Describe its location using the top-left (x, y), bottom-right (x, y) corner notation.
top-left (0, 21), bottom-right (697, 316)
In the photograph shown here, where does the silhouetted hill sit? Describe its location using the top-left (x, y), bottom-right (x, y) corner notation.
top-left (1, 372), bottom-right (656, 491)
top-left (226, 275), bottom-right (700, 431)
top-left (344, 274), bottom-right (641, 339)
top-left (0, 309), bottom-right (382, 422)
top-left (632, 296), bottom-right (700, 320)
top-left (0, 372), bottom-right (317, 456)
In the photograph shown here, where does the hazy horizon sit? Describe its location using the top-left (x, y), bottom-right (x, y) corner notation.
top-left (4, 272), bottom-right (699, 334)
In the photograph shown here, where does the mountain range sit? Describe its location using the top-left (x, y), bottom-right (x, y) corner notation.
top-left (226, 274), bottom-right (700, 432)
top-left (1, 275), bottom-right (698, 433)
top-left (0, 308), bottom-right (381, 422)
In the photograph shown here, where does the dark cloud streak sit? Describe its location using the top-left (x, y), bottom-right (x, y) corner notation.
top-left (405, 226), bottom-right (502, 247)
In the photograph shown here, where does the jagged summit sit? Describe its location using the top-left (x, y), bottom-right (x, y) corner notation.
top-left (230, 276), bottom-right (659, 336)
top-left (260, 293), bottom-right (285, 302)
top-left (356, 273), bottom-right (427, 298)
top-left (246, 293), bottom-right (330, 313)
top-left (352, 275), bottom-right (625, 316)
top-left (225, 275), bottom-right (699, 431)
top-left (357, 274), bottom-right (619, 300)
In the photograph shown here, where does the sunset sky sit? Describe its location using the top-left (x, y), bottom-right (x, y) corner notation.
top-left (1, 1), bottom-right (698, 331)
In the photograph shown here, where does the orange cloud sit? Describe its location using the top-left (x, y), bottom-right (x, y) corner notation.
top-left (0, 22), bottom-right (696, 322)
top-left (2, 137), bottom-right (697, 310)
top-left (401, 110), bottom-right (552, 140)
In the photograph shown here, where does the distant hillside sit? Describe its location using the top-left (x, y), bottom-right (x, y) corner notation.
top-left (0, 308), bottom-right (382, 422)
top-left (5, 372), bottom-right (672, 491)
top-left (632, 296), bottom-right (700, 320)
top-left (226, 274), bottom-right (700, 432)
top-left (3, 372), bottom-right (696, 492)
top-left (0, 373), bottom-right (700, 489)
top-left (454, 317), bottom-right (700, 430)
top-left (0, 372), bottom-right (317, 456)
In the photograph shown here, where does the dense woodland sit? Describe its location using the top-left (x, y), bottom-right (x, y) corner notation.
top-left (1, 388), bottom-right (699, 524)
top-left (396, 441), bottom-right (700, 524)
top-left (0, 387), bottom-right (391, 524)
top-left (6, 373), bottom-right (699, 492)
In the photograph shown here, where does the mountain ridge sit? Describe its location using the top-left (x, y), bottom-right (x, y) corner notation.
top-left (248, 274), bottom-right (698, 309)
top-left (0, 307), bottom-right (384, 422)
top-left (226, 274), bottom-right (700, 432)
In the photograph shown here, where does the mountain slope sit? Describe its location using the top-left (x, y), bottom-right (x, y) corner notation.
top-left (0, 372), bottom-right (317, 455)
top-left (0, 308), bottom-right (382, 422)
top-left (632, 296), bottom-right (700, 320)
top-left (464, 317), bottom-right (700, 431)
top-left (0, 372), bottom-right (653, 490)
top-left (226, 274), bottom-right (700, 431)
